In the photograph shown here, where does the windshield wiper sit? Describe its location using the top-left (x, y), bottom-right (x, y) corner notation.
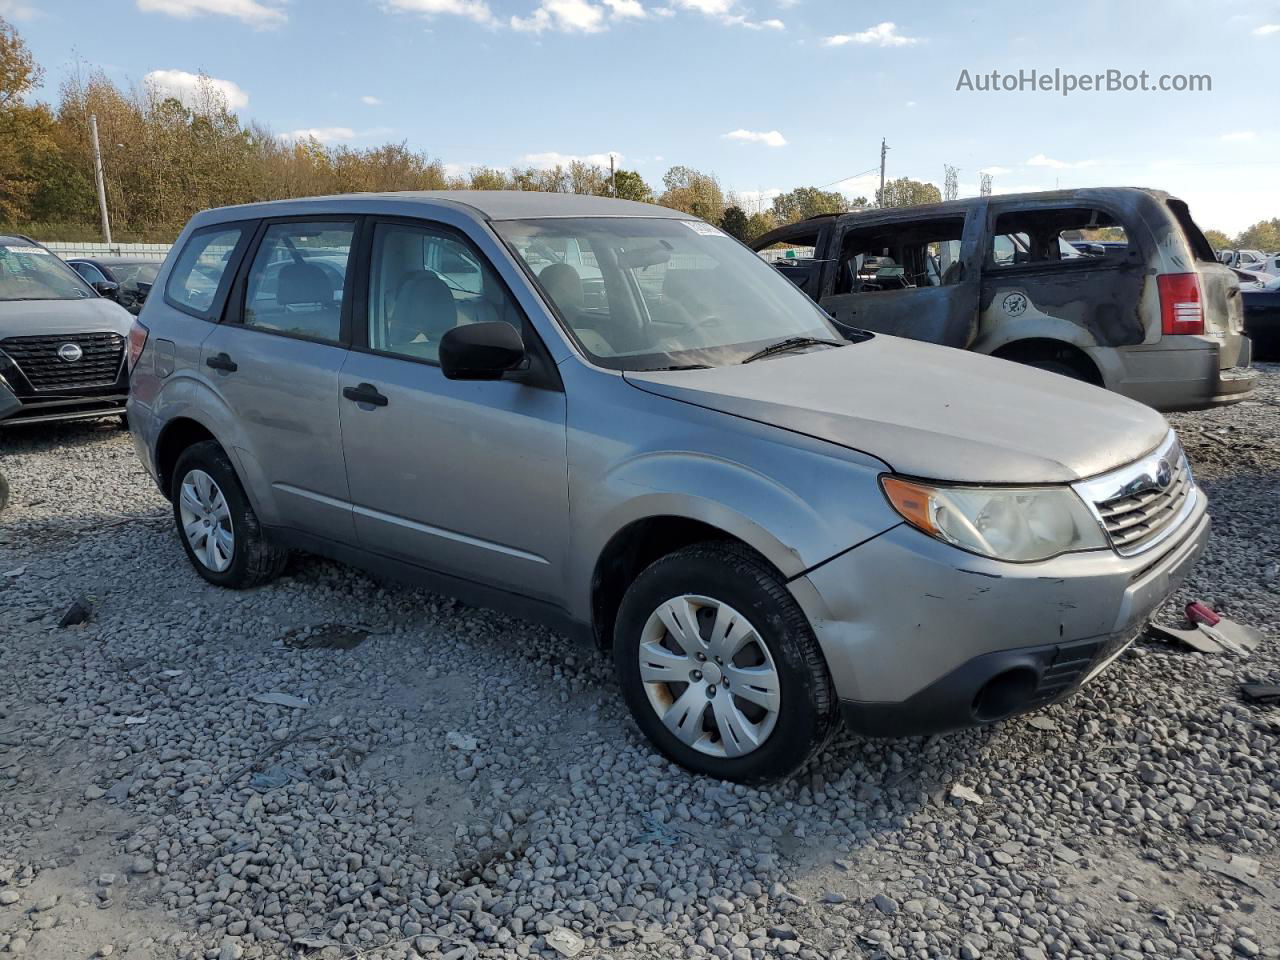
top-left (640, 363), bottom-right (711, 371)
top-left (740, 336), bottom-right (845, 365)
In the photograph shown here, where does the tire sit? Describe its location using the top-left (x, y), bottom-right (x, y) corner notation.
top-left (1023, 358), bottom-right (1088, 381)
top-left (170, 440), bottom-right (287, 589)
top-left (613, 542), bottom-right (839, 783)
top-left (0, 472), bottom-right (9, 513)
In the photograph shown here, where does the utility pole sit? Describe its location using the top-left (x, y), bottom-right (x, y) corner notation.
top-left (610, 153), bottom-right (616, 197)
top-left (878, 138), bottom-right (889, 204)
top-left (979, 172), bottom-right (993, 197)
top-left (89, 114), bottom-right (112, 245)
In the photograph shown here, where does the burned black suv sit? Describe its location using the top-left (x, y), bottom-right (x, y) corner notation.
top-left (0, 236), bottom-right (134, 426)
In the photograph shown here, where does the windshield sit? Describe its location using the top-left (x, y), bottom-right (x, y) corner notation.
top-left (494, 217), bottom-right (841, 370)
top-left (106, 261), bottom-right (161, 288)
top-left (0, 242), bottom-right (94, 301)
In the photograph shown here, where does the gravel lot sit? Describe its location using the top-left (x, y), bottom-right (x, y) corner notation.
top-left (1, 368), bottom-right (1278, 960)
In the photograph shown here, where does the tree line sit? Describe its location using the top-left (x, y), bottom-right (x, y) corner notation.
top-left (1, 18), bottom-right (1269, 251)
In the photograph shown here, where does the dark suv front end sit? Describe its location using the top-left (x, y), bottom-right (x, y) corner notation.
top-left (0, 237), bottom-right (134, 426)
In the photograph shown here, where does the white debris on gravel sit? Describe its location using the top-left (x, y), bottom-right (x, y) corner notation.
top-left (1, 369), bottom-right (1278, 960)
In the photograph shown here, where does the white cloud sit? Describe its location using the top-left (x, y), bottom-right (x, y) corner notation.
top-left (512, 0), bottom-right (607, 32)
top-left (280, 127), bottom-right (357, 143)
top-left (360, 95), bottom-right (382, 106)
top-left (1253, 23), bottom-right (1280, 35)
top-left (136, 0), bottom-right (285, 27)
top-left (144, 69), bottom-right (249, 110)
top-left (604, 0), bottom-right (646, 17)
top-left (722, 128), bottom-right (787, 147)
top-left (650, 5), bottom-right (674, 14)
top-left (0, 0), bottom-right (38, 20)
top-left (834, 173), bottom-right (879, 198)
top-left (905, 100), bottom-right (916, 107)
top-left (670, 0), bottom-right (781, 29)
top-left (522, 150), bottom-right (623, 167)
top-left (1025, 153), bottom-right (1095, 170)
top-left (1220, 130), bottom-right (1257, 142)
top-left (733, 187), bottom-right (783, 211)
top-left (979, 165), bottom-right (1011, 175)
top-left (671, 0), bottom-right (734, 13)
top-left (385, 0), bottom-right (497, 26)
top-left (823, 22), bottom-right (920, 47)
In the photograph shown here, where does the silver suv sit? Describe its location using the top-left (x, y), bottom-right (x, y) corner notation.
top-left (128, 192), bottom-right (1209, 783)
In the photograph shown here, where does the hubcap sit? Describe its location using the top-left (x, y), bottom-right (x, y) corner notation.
top-left (178, 469), bottom-right (234, 573)
top-left (638, 595), bottom-right (781, 759)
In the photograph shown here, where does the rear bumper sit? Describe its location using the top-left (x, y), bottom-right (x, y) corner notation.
top-left (788, 494), bottom-right (1210, 738)
top-left (1104, 336), bottom-right (1257, 411)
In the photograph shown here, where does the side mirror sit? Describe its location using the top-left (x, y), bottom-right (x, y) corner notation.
top-left (92, 280), bottom-right (120, 300)
top-left (439, 322), bottom-right (526, 381)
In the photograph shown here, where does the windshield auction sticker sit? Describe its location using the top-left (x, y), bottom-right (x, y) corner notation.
top-left (0, 245), bottom-right (50, 255)
top-left (681, 221), bottom-right (726, 237)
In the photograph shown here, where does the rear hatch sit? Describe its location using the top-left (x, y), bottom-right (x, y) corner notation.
top-left (1166, 198), bottom-right (1247, 368)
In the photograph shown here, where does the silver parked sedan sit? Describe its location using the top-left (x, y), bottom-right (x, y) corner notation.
top-left (126, 192), bottom-right (1208, 783)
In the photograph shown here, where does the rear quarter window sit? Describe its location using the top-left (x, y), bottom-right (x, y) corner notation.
top-left (1165, 199), bottom-right (1216, 263)
top-left (165, 224), bottom-right (249, 317)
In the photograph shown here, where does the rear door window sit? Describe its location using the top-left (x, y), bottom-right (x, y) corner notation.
top-left (988, 207), bottom-right (1128, 268)
top-left (166, 225), bottom-right (249, 317)
top-left (241, 221), bottom-right (355, 344)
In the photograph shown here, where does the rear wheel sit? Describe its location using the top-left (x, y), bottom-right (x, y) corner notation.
top-left (171, 441), bottom-right (287, 589)
top-left (614, 542), bottom-right (839, 783)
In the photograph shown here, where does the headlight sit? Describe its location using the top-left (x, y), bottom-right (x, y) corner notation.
top-left (881, 475), bottom-right (1108, 562)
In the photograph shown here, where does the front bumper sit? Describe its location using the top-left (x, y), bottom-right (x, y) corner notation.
top-left (0, 390), bottom-right (128, 425)
top-left (787, 493), bottom-right (1209, 737)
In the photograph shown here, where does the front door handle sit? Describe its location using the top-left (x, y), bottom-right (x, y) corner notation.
top-left (343, 382), bottom-right (389, 407)
top-left (206, 352), bottom-right (237, 372)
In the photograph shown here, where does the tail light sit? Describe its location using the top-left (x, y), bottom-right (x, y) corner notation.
top-left (127, 318), bottom-right (149, 374)
top-left (1158, 273), bottom-right (1204, 335)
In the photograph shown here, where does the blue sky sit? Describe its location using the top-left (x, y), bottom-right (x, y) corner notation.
top-left (8, 0), bottom-right (1280, 233)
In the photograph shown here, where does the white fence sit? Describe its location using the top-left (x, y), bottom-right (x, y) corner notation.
top-left (757, 247), bottom-right (815, 263)
top-left (39, 241), bottom-right (173, 260)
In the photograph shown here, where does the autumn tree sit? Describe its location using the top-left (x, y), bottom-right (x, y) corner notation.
top-left (745, 211), bottom-right (776, 242)
top-left (875, 177), bottom-right (942, 209)
top-left (611, 169), bottom-right (651, 203)
top-left (770, 186), bottom-right (848, 224)
top-left (1202, 228), bottom-right (1231, 251)
top-left (1236, 219), bottom-right (1280, 252)
top-left (719, 205), bottom-right (748, 240)
top-left (657, 165), bottom-right (725, 222)
top-left (0, 16), bottom-right (59, 222)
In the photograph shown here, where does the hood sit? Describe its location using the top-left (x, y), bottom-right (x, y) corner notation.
top-left (0, 297), bottom-right (134, 339)
top-left (625, 336), bottom-right (1170, 484)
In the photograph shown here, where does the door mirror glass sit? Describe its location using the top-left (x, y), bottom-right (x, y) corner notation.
top-left (439, 322), bottom-right (526, 380)
top-left (92, 279), bottom-right (120, 299)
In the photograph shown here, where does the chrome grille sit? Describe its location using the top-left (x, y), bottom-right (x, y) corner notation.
top-left (1073, 431), bottom-right (1197, 558)
top-left (1, 332), bottom-right (125, 392)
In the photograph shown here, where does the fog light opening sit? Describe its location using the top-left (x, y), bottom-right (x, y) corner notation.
top-left (972, 668), bottom-right (1038, 723)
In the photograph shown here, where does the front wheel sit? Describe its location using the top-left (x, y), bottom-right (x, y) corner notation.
top-left (614, 543), bottom-right (839, 783)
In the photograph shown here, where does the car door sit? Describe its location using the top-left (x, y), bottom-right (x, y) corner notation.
top-left (817, 208), bottom-right (984, 348)
top-left (338, 217), bottom-right (569, 602)
top-left (748, 219), bottom-right (835, 299)
top-left (200, 216), bottom-right (359, 541)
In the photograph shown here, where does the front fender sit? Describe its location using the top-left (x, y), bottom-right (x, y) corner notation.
top-left (562, 368), bottom-right (902, 623)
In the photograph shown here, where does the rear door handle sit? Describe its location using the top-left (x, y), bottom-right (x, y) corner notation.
top-left (342, 382), bottom-right (389, 407)
top-left (206, 352), bottom-right (237, 372)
